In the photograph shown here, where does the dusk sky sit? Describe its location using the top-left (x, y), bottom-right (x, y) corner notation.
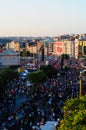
top-left (0, 0), bottom-right (86, 37)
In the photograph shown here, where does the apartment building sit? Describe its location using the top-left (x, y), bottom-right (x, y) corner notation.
top-left (77, 40), bottom-right (86, 58)
top-left (63, 40), bottom-right (75, 57)
top-left (47, 42), bottom-right (54, 55)
top-left (6, 41), bottom-right (20, 52)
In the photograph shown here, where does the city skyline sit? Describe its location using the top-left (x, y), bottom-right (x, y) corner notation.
top-left (0, 0), bottom-right (86, 37)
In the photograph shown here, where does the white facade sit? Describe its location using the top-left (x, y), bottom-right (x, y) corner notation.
top-left (6, 41), bottom-right (20, 52)
top-left (29, 46), bottom-right (37, 54)
top-left (0, 49), bottom-right (20, 66)
top-left (75, 39), bottom-right (78, 58)
top-left (63, 41), bottom-right (75, 57)
top-left (53, 40), bottom-right (76, 58)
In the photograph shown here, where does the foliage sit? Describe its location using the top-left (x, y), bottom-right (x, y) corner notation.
top-left (27, 70), bottom-right (46, 95)
top-left (27, 70), bottom-right (46, 84)
top-left (61, 54), bottom-right (70, 60)
top-left (58, 96), bottom-right (86, 130)
top-left (0, 67), bottom-right (19, 92)
top-left (61, 54), bottom-right (70, 70)
top-left (20, 50), bottom-right (36, 57)
top-left (63, 66), bottom-right (69, 71)
top-left (40, 65), bottom-right (57, 78)
top-left (21, 48), bottom-right (27, 57)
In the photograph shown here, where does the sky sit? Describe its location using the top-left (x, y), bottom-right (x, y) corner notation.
top-left (0, 0), bottom-right (86, 37)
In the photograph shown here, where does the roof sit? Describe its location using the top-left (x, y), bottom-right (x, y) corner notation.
top-left (0, 49), bottom-right (19, 55)
top-left (29, 41), bottom-right (37, 46)
top-left (44, 39), bottom-right (54, 46)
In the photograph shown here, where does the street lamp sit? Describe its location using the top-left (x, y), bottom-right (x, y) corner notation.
top-left (79, 57), bottom-right (86, 96)
top-left (79, 70), bottom-right (86, 96)
top-left (80, 71), bottom-right (83, 96)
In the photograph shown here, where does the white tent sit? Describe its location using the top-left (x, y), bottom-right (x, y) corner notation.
top-left (41, 121), bottom-right (59, 130)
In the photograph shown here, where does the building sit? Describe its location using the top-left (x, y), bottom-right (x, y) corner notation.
top-left (63, 40), bottom-right (75, 57)
top-left (77, 40), bottom-right (86, 58)
top-left (53, 40), bottom-right (77, 58)
top-left (28, 41), bottom-right (37, 54)
top-left (54, 41), bottom-right (63, 56)
top-left (47, 42), bottom-right (54, 55)
top-left (6, 41), bottom-right (20, 52)
top-left (0, 49), bottom-right (20, 66)
top-left (75, 39), bottom-right (78, 58)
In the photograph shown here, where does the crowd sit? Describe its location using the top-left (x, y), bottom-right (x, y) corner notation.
top-left (0, 67), bottom-right (81, 130)
top-left (52, 57), bottom-right (82, 70)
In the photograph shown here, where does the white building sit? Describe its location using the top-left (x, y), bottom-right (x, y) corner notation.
top-left (0, 49), bottom-right (20, 66)
top-left (63, 41), bottom-right (75, 57)
top-left (6, 41), bottom-right (20, 52)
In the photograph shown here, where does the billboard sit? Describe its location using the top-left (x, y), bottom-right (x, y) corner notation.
top-left (55, 42), bottom-right (63, 55)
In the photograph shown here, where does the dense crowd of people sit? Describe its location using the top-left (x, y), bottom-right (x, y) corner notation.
top-left (0, 65), bottom-right (81, 130)
top-left (52, 57), bottom-right (82, 70)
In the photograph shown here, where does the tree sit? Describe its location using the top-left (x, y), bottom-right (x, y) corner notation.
top-left (61, 54), bottom-right (70, 60)
top-left (40, 65), bottom-right (57, 78)
top-left (61, 54), bottom-right (70, 70)
top-left (27, 70), bottom-right (46, 94)
top-left (0, 67), bottom-right (19, 92)
top-left (58, 96), bottom-right (86, 130)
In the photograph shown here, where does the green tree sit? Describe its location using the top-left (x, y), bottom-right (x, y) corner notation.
top-left (20, 48), bottom-right (27, 57)
top-left (27, 70), bottom-right (46, 94)
top-left (26, 51), bottom-right (31, 56)
top-left (40, 65), bottom-right (57, 78)
top-left (20, 51), bottom-right (23, 57)
top-left (0, 67), bottom-right (19, 92)
top-left (58, 96), bottom-right (86, 130)
top-left (61, 54), bottom-right (70, 70)
top-left (61, 54), bottom-right (70, 60)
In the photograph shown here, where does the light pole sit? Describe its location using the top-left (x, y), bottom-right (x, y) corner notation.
top-left (80, 71), bottom-right (83, 96)
top-left (79, 57), bottom-right (86, 96)
top-left (79, 70), bottom-right (86, 96)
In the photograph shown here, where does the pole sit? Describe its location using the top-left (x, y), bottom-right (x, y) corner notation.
top-left (80, 72), bottom-right (83, 96)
